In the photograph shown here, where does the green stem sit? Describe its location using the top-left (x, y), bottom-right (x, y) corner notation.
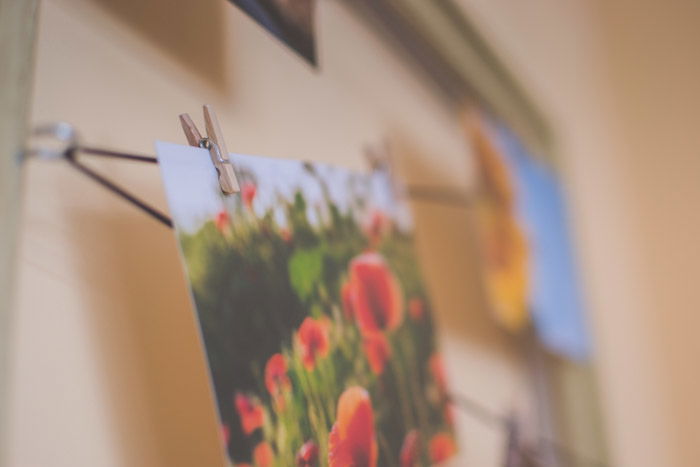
top-left (377, 431), bottom-right (399, 467)
top-left (400, 330), bottom-right (429, 433)
top-left (390, 351), bottom-right (415, 430)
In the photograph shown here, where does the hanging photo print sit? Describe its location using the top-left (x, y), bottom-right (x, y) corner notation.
top-left (229, 0), bottom-right (317, 65)
top-left (157, 142), bottom-right (457, 466)
top-left (468, 112), bottom-right (590, 360)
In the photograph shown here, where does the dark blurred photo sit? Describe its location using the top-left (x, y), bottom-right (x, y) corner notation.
top-left (230, 0), bottom-right (317, 64)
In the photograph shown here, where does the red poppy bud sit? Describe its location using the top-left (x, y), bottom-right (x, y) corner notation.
top-left (400, 430), bottom-right (420, 467)
top-left (348, 252), bottom-right (404, 334)
top-left (215, 210), bottom-right (230, 234)
top-left (234, 393), bottom-right (264, 435)
top-left (297, 317), bottom-right (330, 371)
top-left (242, 182), bottom-right (256, 209)
top-left (363, 333), bottom-right (391, 375)
top-left (253, 442), bottom-right (274, 467)
top-left (296, 440), bottom-right (319, 466)
top-left (329, 387), bottom-right (378, 467)
top-left (408, 298), bottom-right (425, 321)
top-left (264, 353), bottom-right (291, 410)
top-left (429, 433), bottom-right (457, 464)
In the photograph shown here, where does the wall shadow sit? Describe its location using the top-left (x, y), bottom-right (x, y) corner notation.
top-left (68, 205), bottom-right (226, 467)
top-left (89, 0), bottom-right (228, 92)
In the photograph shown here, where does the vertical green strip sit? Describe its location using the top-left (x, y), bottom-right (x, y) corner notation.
top-left (0, 0), bottom-right (40, 462)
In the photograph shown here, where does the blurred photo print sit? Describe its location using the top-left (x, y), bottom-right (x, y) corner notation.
top-left (467, 110), bottom-right (590, 361)
top-left (229, 0), bottom-right (317, 65)
top-left (157, 142), bottom-right (457, 466)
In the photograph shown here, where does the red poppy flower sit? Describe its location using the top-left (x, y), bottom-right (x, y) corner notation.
top-left (408, 298), bottom-right (425, 321)
top-left (429, 353), bottom-right (448, 396)
top-left (400, 430), bottom-right (420, 467)
top-left (428, 433), bottom-right (457, 464)
top-left (341, 281), bottom-right (354, 320)
top-left (265, 353), bottom-right (291, 408)
top-left (363, 332), bottom-right (391, 375)
top-left (297, 317), bottom-right (330, 371)
top-left (296, 440), bottom-right (319, 467)
top-left (253, 442), bottom-right (274, 467)
top-left (215, 210), bottom-right (230, 234)
top-left (242, 182), bottom-right (257, 209)
top-left (348, 252), bottom-right (404, 334)
top-left (329, 387), bottom-right (378, 467)
top-left (234, 393), bottom-right (264, 435)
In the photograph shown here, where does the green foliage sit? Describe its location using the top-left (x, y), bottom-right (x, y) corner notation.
top-left (288, 246), bottom-right (324, 301)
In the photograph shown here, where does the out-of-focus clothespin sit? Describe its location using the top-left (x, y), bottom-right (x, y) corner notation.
top-left (179, 105), bottom-right (240, 194)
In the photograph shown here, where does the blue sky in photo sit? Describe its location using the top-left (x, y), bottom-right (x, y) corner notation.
top-left (156, 142), bottom-right (412, 235)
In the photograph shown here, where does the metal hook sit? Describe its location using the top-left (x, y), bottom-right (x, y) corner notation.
top-left (25, 122), bottom-right (79, 160)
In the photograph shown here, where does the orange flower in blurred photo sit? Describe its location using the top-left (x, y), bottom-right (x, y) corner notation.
top-left (253, 442), bottom-right (274, 467)
top-left (329, 387), bottom-right (378, 467)
top-left (363, 332), bottom-right (391, 375)
top-left (470, 112), bottom-right (530, 332)
top-left (478, 207), bottom-right (529, 331)
top-left (297, 317), bottom-right (330, 371)
top-left (234, 393), bottom-right (265, 436)
top-left (264, 353), bottom-right (292, 409)
top-left (399, 429), bottom-right (420, 467)
top-left (347, 252), bottom-right (404, 334)
top-left (429, 433), bottom-right (457, 464)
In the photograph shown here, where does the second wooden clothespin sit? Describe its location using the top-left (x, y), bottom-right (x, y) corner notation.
top-left (179, 105), bottom-right (240, 194)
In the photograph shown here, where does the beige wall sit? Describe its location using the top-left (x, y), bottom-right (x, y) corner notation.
top-left (460, 0), bottom-right (700, 465)
top-left (9, 0), bottom-right (700, 466)
top-left (594, 2), bottom-right (700, 465)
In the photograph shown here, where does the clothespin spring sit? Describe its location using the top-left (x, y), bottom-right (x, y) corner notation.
top-left (179, 105), bottom-right (240, 195)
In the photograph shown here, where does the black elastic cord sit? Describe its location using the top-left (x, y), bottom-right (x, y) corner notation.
top-left (449, 393), bottom-right (608, 467)
top-left (66, 147), bottom-right (173, 227)
top-left (62, 145), bottom-right (475, 228)
top-left (449, 392), bottom-right (507, 429)
top-left (77, 145), bottom-right (159, 163)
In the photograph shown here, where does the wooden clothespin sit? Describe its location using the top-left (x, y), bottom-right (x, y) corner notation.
top-left (179, 105), bottom-right (240, 194)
